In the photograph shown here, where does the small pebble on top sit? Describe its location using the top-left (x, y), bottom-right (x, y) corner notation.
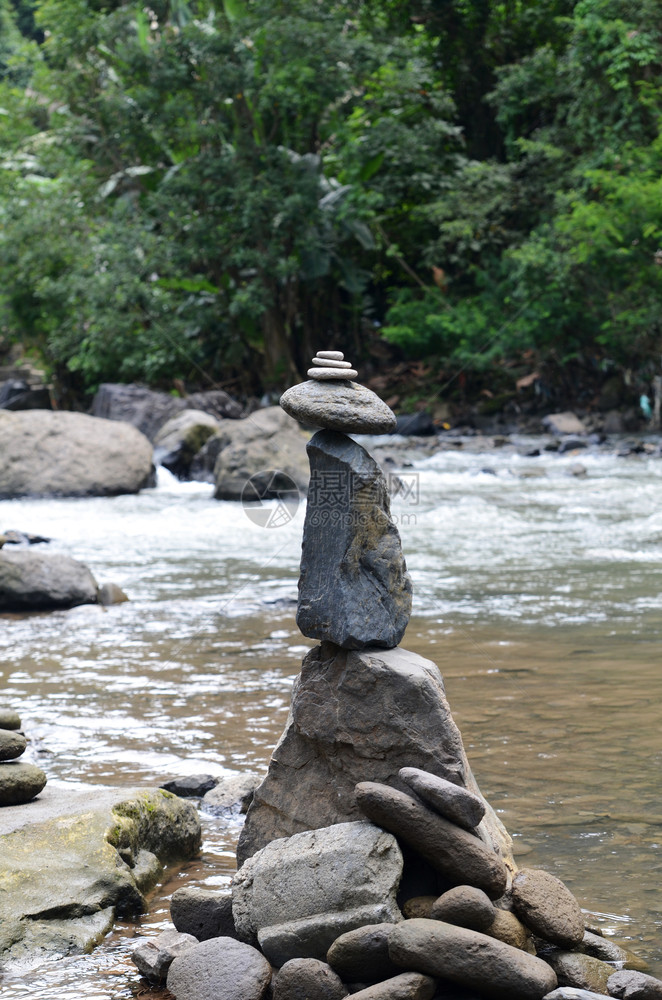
top-left (307, 350), bottom-right (358, 381)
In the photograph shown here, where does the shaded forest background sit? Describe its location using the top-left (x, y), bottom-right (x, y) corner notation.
top-left (1, 0), bottom-right (661, 415)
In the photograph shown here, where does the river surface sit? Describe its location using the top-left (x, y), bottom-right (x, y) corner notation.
top-left (1, 434), bottom-right (661, 996)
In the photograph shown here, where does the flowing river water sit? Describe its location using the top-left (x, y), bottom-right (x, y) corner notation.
top-left (1, 434), bottom-right (661, 996)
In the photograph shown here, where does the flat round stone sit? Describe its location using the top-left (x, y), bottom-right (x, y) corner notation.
top-left (308, 367), bottom-right (358, 380)
top-left (311, 358), bottom-right (352, 369)
top-left (316, 351), bottom-right (344, 360)
top-left (280, 380), bottom-right (396, 434)
top-left (0, 728), bottom-right (27, 761)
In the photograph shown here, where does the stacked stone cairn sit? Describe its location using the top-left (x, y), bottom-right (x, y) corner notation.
top-left (144, 355), bottom-right (662, 1000)
top-left (0, 707), bottom-right (47, 806)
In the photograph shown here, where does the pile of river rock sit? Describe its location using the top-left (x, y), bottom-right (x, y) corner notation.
top-left (132, 356), bottom-right (662, 1000)
top-left (0, 708), bottom-right (47, 807)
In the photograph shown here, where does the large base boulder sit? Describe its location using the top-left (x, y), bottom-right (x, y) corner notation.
top-left (0, 410), bottom-right (154, 498)
top-left (0, 550), bottom-right (99, 611)
top-left (236, 644), bottom-right (513, 869)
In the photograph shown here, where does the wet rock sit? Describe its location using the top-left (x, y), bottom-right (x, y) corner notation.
top-left (394, 412), bottom-right (436, 437)
top-left (399, 767), bottom-right (485, 831)
top-left (326, 923), bottom-right (400, 983)
top-left (91, 383), bottom-right (242, 442)
top-left (580, 930), bottom-right (632, 965)
top-left (0, 378), bottom-right (51, 411)
top-left (154, 409), bottom-right (220, 479)
top-left (0, 550), bottom-right (99, 611)
top-left (273, 958), bottom-right (348, 1000)
top-left (237, 644), bottom-right (513, 868)
top-left (567, 463), bottom-right (588, 477)
top-left (166, 936), bottom-right (272, 1000)
top-left (97, 582), bottom-right (129, 606)
top-left (131, 928), bottom-right (198, 983)
top-left (171, 887), bottom-right (236, 942)
top-left (0, 729), bottom-right (27, 761)
top-left (430, 885), bottom-right (495, 931)
top-left (608, 969), bottom-right (662, 999)
top-left (0, 708), bottom-right (21, 730)
top-left (511, 868), bottom-right (585, 948)
top-left (201, 773), bottom-right (260, 816)
top-left (0, 410), bottom-right (154, 498)
top-left (232, 822), bottom-right (402, 966)
top-left (297, 430), bottom-right (412, 649)
top-left (355, 782), bottom-right (508, 900)
top-left (484, 908), bottom-right (532, 951)
top-left (348, 973), bottom-right (437, 1000)
top-left (212, 406), bottom-right (310, 500)
top-left (545, 952), bottom-right (612, 994)
top-left (280, 380), bottom-right (396, 435)
top-left (0, 760), bottom-right (47, 805)
top-left (558, 437), bottom-right (588, 454)
top-left (161, 774), bottom-right (218, 798)
top-left (388, 918), bottom-right (558, 1000)
top-left (0, 788), bottom-right (200, 965)
top-left (542, 413), bottom-right (586, 436)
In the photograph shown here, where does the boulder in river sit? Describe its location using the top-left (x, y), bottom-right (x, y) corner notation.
top-left (0, 410), bottom-right (154, 498)
top-left (91, 383), bottom-right (242, 442)
top-left (0, 550), bottom-right (99, 611)
top-left (236, 643), bottom-right (513, 870)
top-left (211, 406), bottom-right (310, 500)
top-left (153, 409), bottom-right (221, 479)
top-left (0, 787), bottom-right (201, 967)
top-left (297, 430), bottom-right (412, 649)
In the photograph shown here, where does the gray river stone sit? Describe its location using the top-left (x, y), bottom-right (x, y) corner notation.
top-left (0, 786), bottom-right (201, 968)
top-left (355, 781), bottom-right (508, 900)
top-left (0, 409), bottom-right (154, 498)
top-left (232, 821), bottom-right (402, 966)
top-left (171, 886), bottom-right (236, 941)
top-left (0, 550), bottom-right (99, 611)
top-left (131, 928), bottom-right (198, 983)
top-left (0, 708), bottom-right (21, 730)
top-left (545, 952), bottom-right (612, 994)
top-left (297, 430), bottom-right (412, 649)
top-left (511, 868), bottom-right (585, 948)
top-left (399, 766), bottom-right (486, 830)
top-left (236, 644), bottom-right (514, 868)
top-left (211, 405), bottom-right (310, 500)
top-left (0, 760), bottom-right (47, 805)
top-left (273, 958), bottom-right (349, 1000)
top-left (0, 728), bottom-right (27, 761)
top-left (167, 936), bottom-right (272, 1000)
top-left (326, 923), bottom-right (401, 983)
top-left (388, 918), bottom-right (558, 1000)
top-left (430, 885), bottom-right (495, 930)
top-left (280, 380), bottom-right (396, 434)
top-left (608, 969), bottom-right (662, 999)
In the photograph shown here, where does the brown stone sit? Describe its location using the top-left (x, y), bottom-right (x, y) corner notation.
top-left (511, 868), bottom-right (584, 948)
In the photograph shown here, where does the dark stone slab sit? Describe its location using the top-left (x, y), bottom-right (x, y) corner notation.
top-left (297, 430), bottom-right (412, 649)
